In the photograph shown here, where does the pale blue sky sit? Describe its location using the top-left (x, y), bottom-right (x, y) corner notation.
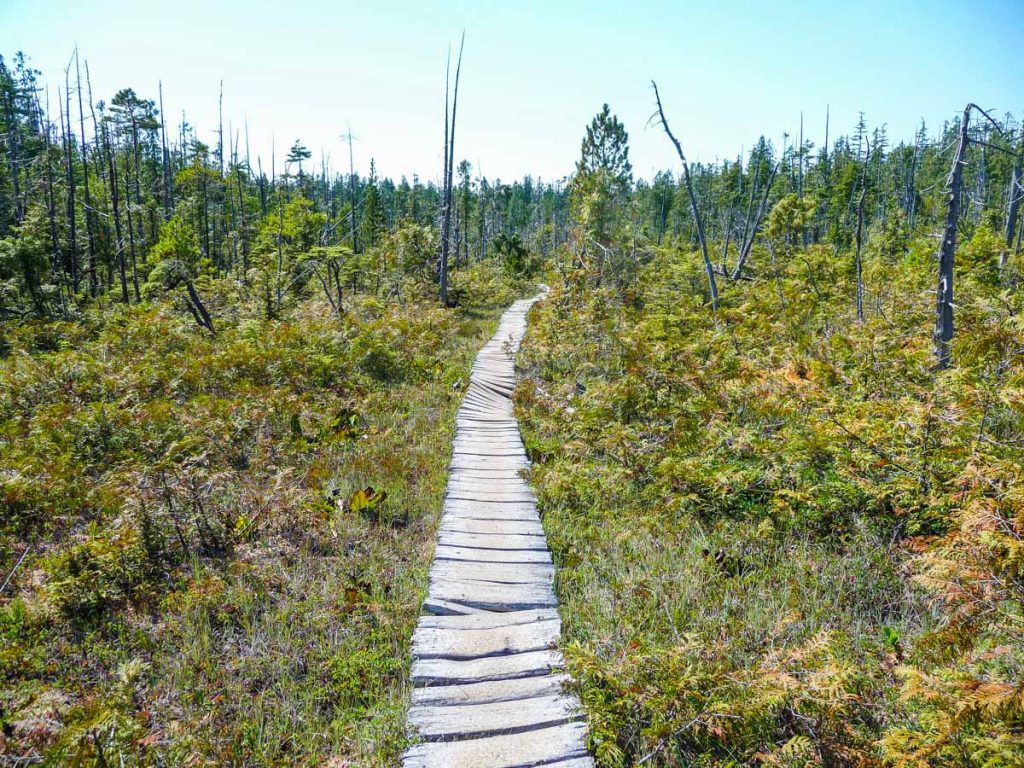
top-left (2, 0), bottom-right (1021, 183)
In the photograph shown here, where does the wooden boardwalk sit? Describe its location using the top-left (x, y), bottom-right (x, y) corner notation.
top-left (403, 294), bottom-right (593, 768)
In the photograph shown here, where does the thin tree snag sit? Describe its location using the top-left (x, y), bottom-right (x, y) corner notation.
top-left (38, 90), bottom-right (63, 289)
top-left (60, 81), bottom-right (79, 295)
top-left (159, 81), bottom-right (173, 218)
top-left (1003, 152), bottom-right (1022, 271)
top-left (651, 81), bottom-right (718, 312)
top-left (183, 276), bottom-right (215, 334)
top-left (439, 33), bottom-right (464, 307)
top-left (74, 51), bottom-right (98, 298)
top-left (103, 120), bottom-right (130, 304)
top-left (855, 189), bottom-right (866, 322)
top-left (732, 161), bottom-right (779, 279)
top-left (934, 105), bottom-right (971, 370)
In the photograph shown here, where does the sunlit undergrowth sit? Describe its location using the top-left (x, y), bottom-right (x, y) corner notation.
top-left (516, 233), bottom-right (1023, 766)
top-left (0, 264), bottom-right (527, 766)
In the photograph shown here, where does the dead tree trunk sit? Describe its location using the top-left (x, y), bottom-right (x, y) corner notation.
top-left (37, 92), bottom-right (63, 287)
top-left (60, 84), bottom-right (79, 295)
top-left (1003, 153), bottom-right (1022, 272)
top-left (74, 52), bottom-right (98, 298)
top-left (934, 105), bottom-right (971, 370)
top-left (123, 154), bottom-right (140, 299)
top-left (104, 121), bottom-right (130, 303)
top-left (439, 34), bottom-right (464, 307)
top-left (652, 81), bottom-right (718, 312)
top-left (184, 276), bottom-right (215, 333)
top-left (159, 81), bottom-right (173, 218)
top-left (855, 190), bottom-right (866, 322)
top-left (732, 161), bottom-right (779, 279)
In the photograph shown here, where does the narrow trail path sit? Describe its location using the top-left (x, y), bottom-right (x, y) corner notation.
top-left (402, 293), bottom-right (593, 768)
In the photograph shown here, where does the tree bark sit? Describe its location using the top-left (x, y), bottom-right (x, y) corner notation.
top-left (184, 276), bottom-right (215, 333)
top-left (855, 190), bottom-right (866, 322)
top-left (104, 121), bottom-right (130, 303)
top-left (934, 105), bottom-right (971, 370)
top-left (159, 81), bottom-right (173, 218)
top-left (1003, 154), bottom-right (1021, 271)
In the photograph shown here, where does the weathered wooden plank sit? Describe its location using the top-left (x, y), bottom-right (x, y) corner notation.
top-left (412, 616), bottom-right (559, 659)
top-left (460, 396), bottom-right (511, 405)
top-left (432, 544), bottom-right (552, 564)
top-left (440, 517), bottom-right (545, 536)
top-left (426, 578), bottom-right (556, 611)
top-left (447, 477), bottom-right (532, 488)
top-left (446, 474), bottom-right (529, 486)
top-left (544, 758), bottom-right (597, 768)
top-left (403, 721), bottom-right (590, 768)
top-left (447, 468), bottom-right (529, 479)
top-left (449, 457), bottom-right (530, 472)
top-left (411, 648), bottom-right (564, 686)
top-left (442, 506), bottom-right (539, 523)
top-left (417, 608), bottom-right (558, 631)
top-left (440, 495), bottom-right (536, 514)
top-left (421, 598), bottom-right (490, 616)
top-left (452, 440), bottom-right (524, 450)
top-left (452, 440), bottom-right (523, 450)
top-left (437, 530), bottom-right (548, 550)
top-left (446, 491), bottom-right (536, 504)
top-left (463, 388), bottom-right (509, 402)
top-left (407, 693), bottom-right (582, 741)
top-left (429, 558), bottom-right (553, 584)
top-left (460, 405), bottom-right (510, 417)
top-left (450, 449), bottom-right (527, 461)
top-left (411, 673), bottom-right (570, 707)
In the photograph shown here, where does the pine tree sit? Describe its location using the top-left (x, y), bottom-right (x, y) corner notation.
top-left (360, 160), bottom-right (385, 249)
top-left (571, 104), bottom-right (632, 256)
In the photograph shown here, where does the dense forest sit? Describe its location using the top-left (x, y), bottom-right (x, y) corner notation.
top-left (2, 44), bottom-right (1023, 767)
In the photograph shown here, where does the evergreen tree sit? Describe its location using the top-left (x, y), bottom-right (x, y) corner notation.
top-left (360, 160), bottom-right (385, 249)
top-left (571, 104), bottom-right (632, 258)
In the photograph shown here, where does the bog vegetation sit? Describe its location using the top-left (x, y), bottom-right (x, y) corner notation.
top-left (2, 46), bottom-right (1023, 768)
top-left (516, 92), bottom-right (1024, 767)
top-left (0, 50), bottom-right (544, 765)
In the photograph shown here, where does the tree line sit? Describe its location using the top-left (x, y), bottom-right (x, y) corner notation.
top-left (568, 89), bottom-right (1021, 367)
top-left (4, 47), bottom-right (1022, 366)
top-left (0, 49), bottom-right (570, 324)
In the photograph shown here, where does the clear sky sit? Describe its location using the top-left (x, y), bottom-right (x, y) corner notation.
top-left (2, 0), bottom-right (1021, 184)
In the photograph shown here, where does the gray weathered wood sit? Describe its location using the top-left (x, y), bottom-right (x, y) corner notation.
top-left (439, 518), bottom-right (545, 536)
top-left (412, 616), bottom-right (559, 659)
top-left (404, 722), bottom-right (592, 768)
top-left (404, 292), bottom-right (591, 766)
top-left (411, 648), bottom-right (564, 685)
top-left (430, 558), bottom-right (553, 585)
top-left (437, 530), bottom-right (548, 550)
top-left (411, 673), bottom-right (570, 707)
top-left (417, 608), bottom-right (558, 631)
top-left (408, 693), bottom-right (582, 741)
top-left (425, 578), bottom-right (556, 611)
top-left (433, 544), bottom-right (553, 564)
